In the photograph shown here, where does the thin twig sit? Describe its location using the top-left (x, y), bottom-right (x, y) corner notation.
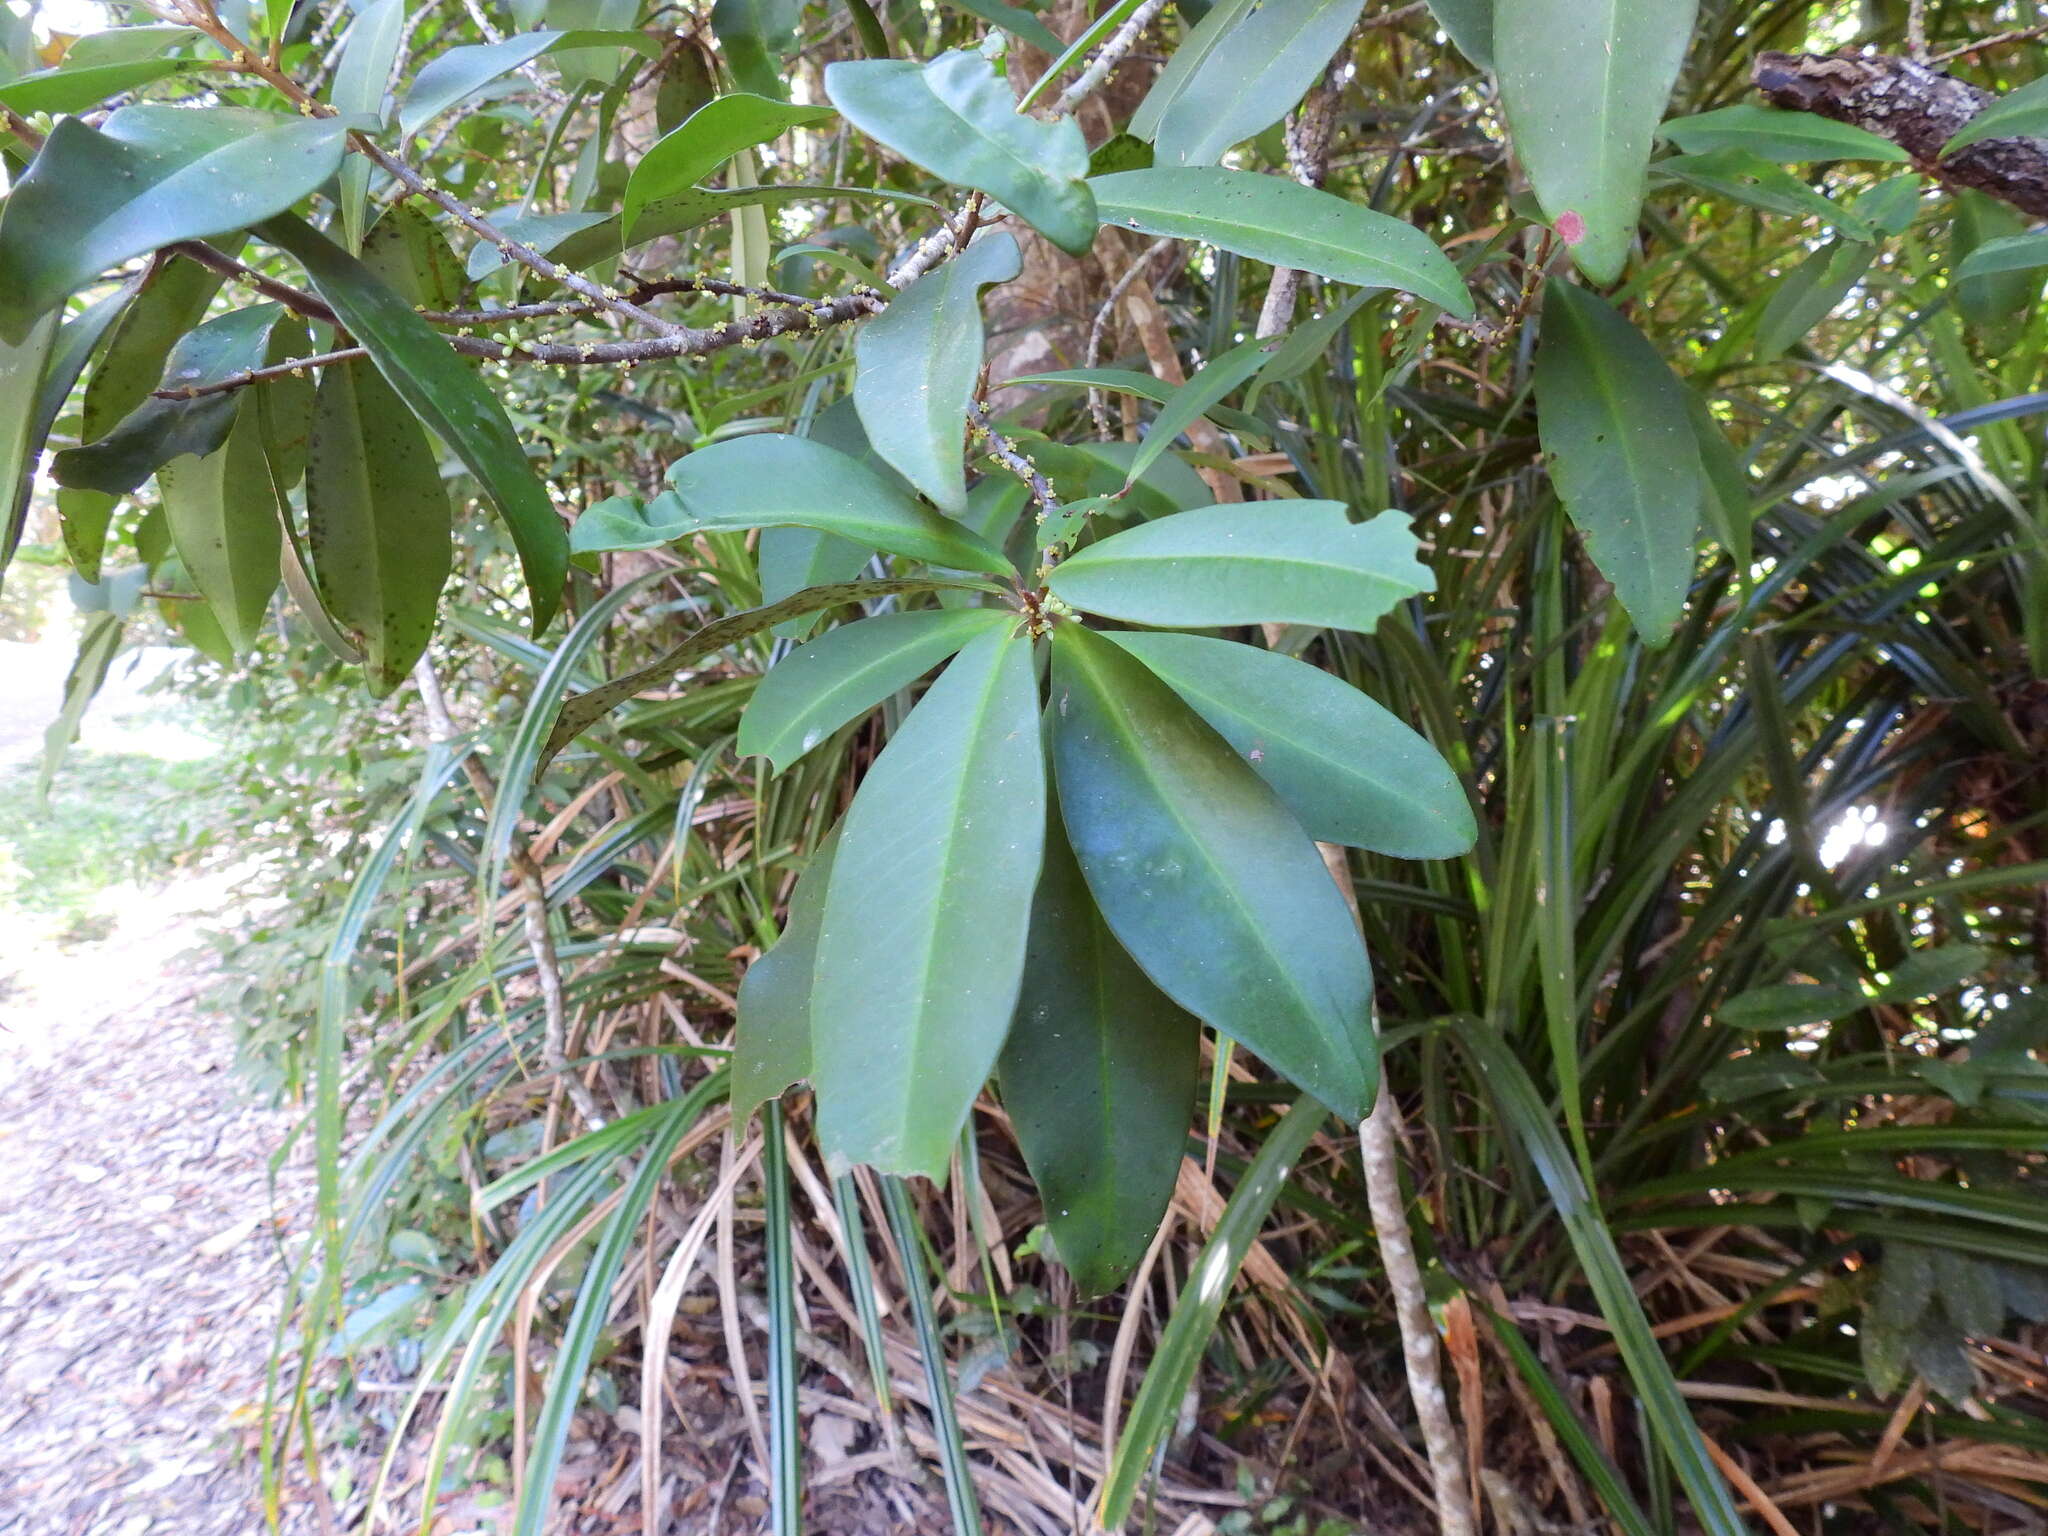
top-left (1048, 0), bottom-right (1168, 119)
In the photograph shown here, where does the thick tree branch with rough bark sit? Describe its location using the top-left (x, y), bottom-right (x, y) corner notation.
top-left (1754, 50), bottom-right (2048, 218)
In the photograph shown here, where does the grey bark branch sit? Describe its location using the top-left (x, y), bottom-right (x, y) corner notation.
top-left (1755, 50), bottom-right (2048, 218)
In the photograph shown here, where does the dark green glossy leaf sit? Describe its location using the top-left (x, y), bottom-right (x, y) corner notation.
top-left (54, 303), bottom-right (281, 496)
top-left (1090, 168), bottom-right (1472, 316)
top-left (1105, 631), bottom-right (1475, 857)
top-left (999, 812), bottom-right (1199, 1294)
top-left (854, 232), bottom-right (1019, 513)
top-left (1153, 0), bottom-right (1364, 168)
top-left (263, 214), bottom-right (569, 634)
top-left (360, 203), bottom-right (466, 310)
top-left (397, 28), bottom-right (660, 136)
top-left (1496, 0), bottom-right (1696, 284)
top-left (623, 92), bottom-right (836, 240)
top-left (812, 628), bottom-right (1046, 1179)
top-left (306, 361), bottom-right (453, 694)
top-left (1047, 501), bottom-right (1431, 632)
top-left (943, 0), bottom-right (1061, 53)
top-left (733, 826), bottom-right (841, 1126)
top-left (664, 434), bottom-right (1014, 576)
top-left (1051, 623), bottom-right (1377, 1121)
top-left (0, 107), bottom-right (359, 343)
top-left (0, 57), bottom-right (214, 115)
top-left (0, 311), bottom-right (54, 583)
top-left (1660, 103), bottom-right (1907, 163)
top-left (58, 488), bottom-right (118, 586)
top-left (738, 607), bottom-right (1012, 772)
top-left (1534, 279), bottom-right (1702, 638)
top-left (826, 51), bottom-right (1097, 256)
top-left (159, 405), bottom-right (282, 654)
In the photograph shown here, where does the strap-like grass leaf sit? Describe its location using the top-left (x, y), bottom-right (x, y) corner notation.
top-left (623, 92), bottom-right (835, 240)
top-left (854, 231), bottom-right (1019, 513)
top-left (738, 607), bottom-right (1012, 772)
top-left (305, 361), bottom-right (453, 694)
top-left (0, 106), bottom-right (359, 343)
top-left (1105, 631), bottom-right (1475, 857)
top-left (1153, 0), bottom-right (1364, 168)
top-left (543, 576), bottom-right (1000, 762)
top-left (1051, 623), bottom-right (1377, 1121)
top-left (263, 214), bottom-right (569, 634)
top-left (733, 825), bottom-right (840, 1125)
top-left (1098, 1095), bottom-right (1326, 1526)
top-left (1534, 280), bottom-right (1703, 639)
top-left (159, 405), bottom-right (282, 654)
top-left (664, 433), bottom-right (1015, 576)
top-left (1454, 1019), bottom-right (1749, 1536)
top-left (827, 51), bottom-right (1097, 255)
top-left (1660, 103), bottom-right (1908, 163)
top-left (1496, 0), bottom-right (1697, 284)
top-left (998, 811), bottom-right (1199, 1294)
top-left (813, 627), bottom-right (1045, 1179)
top-left (1091, 167), bottom-right (1473, 316)
top-left (1047, 501), bottom-right (1432, 633)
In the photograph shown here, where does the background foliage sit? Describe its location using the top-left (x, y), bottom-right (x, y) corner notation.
top-left (5, 0), bottom-right (2048, 1531)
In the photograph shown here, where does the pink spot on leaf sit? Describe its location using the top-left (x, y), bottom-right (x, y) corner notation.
top-left (1555, 210), bottom-right (1587, 245)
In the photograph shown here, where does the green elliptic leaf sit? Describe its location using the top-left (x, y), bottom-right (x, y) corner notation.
top-left (999, 811), bottom-right (1200, 1295)
top-left (1423, 0), bottom-right (1493, 67)
top-left (1652, 148), bottom-right (1874, 240)
top-left (739, 607), bottom-right (1011, 772)
top-left (1496, 0), bottom-right (1698, 285)
top-left (263, 214), bottom-right (569, 635)
top-left (812, 628), bottom-right (1046, 1179)
top-left (81, 250), bottom-right (230, 442)
top-left (546, 182), bottom-right (934, 271)
top-left (712, 0), bottom-right (801, 99)
top-left (1050, 623), bottom-right (1378, 1122)
top-left (63, 25), bottom-right (205, 67)
top-left (1943, 73), bottom-right (2048, 155)
top-left (1952, 189), bottom-right (2041, 344)
top-left (0, 107), bottom-right (360, 344)
top-left (39, 610), bottom-right (124, 798)
top-left (826, 51), bottom-right (1098, 256)
top-left (59, 489), bottom-right (119, 586)
top-left (1090, 168), bottom-right (1472, 316)
top-left (942, 0), bottom-right (1061, 54)
top-left (54, 303), bottom-right (282, 496)
top-left (360, 204), bottom-right (466, 311)
top-left (332, 0), bottom-right (406, 249)
top-left (1534, 279), bottom-right (1703, 639)
top-left (0, 312), bottom-right (55, 584)
top-left (397, 29), bottom-right (661, 136)
top-left (1105, 632), bottom-right (1475, 858)
top-left (664, 434), bottom-right (1014, 576)
top-left (568, 494), bottom-right (687, 558)
top-left (159, 406), bottom-right (282, 654)
top-left (1718, 982), bottom-right (1863, 1032)
top-left (623, 92), bottom-right (836, 240)
top-left (1047, 501), bottom-right (1432, 633)
top-left (0, 57), bottom-right (216, 116)
top-left (1659, 103), bottom-right (1908, 163)
top-left (854, 232), bottom-right (1020, 514)
top-left (1130, 0), bottom-right (1254, 141)
top-left (305, 361), bottom-right (454, 694)
top-left (1956, 230), bottom-right (2048, 283)
top-left (733, 825), bottom-right (841, 1127)
top-left (1153, 0), bottom-right (1364, 168)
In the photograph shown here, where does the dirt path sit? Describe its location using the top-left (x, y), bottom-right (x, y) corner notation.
top-left (0, 867), bottom-right (319, 1536)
